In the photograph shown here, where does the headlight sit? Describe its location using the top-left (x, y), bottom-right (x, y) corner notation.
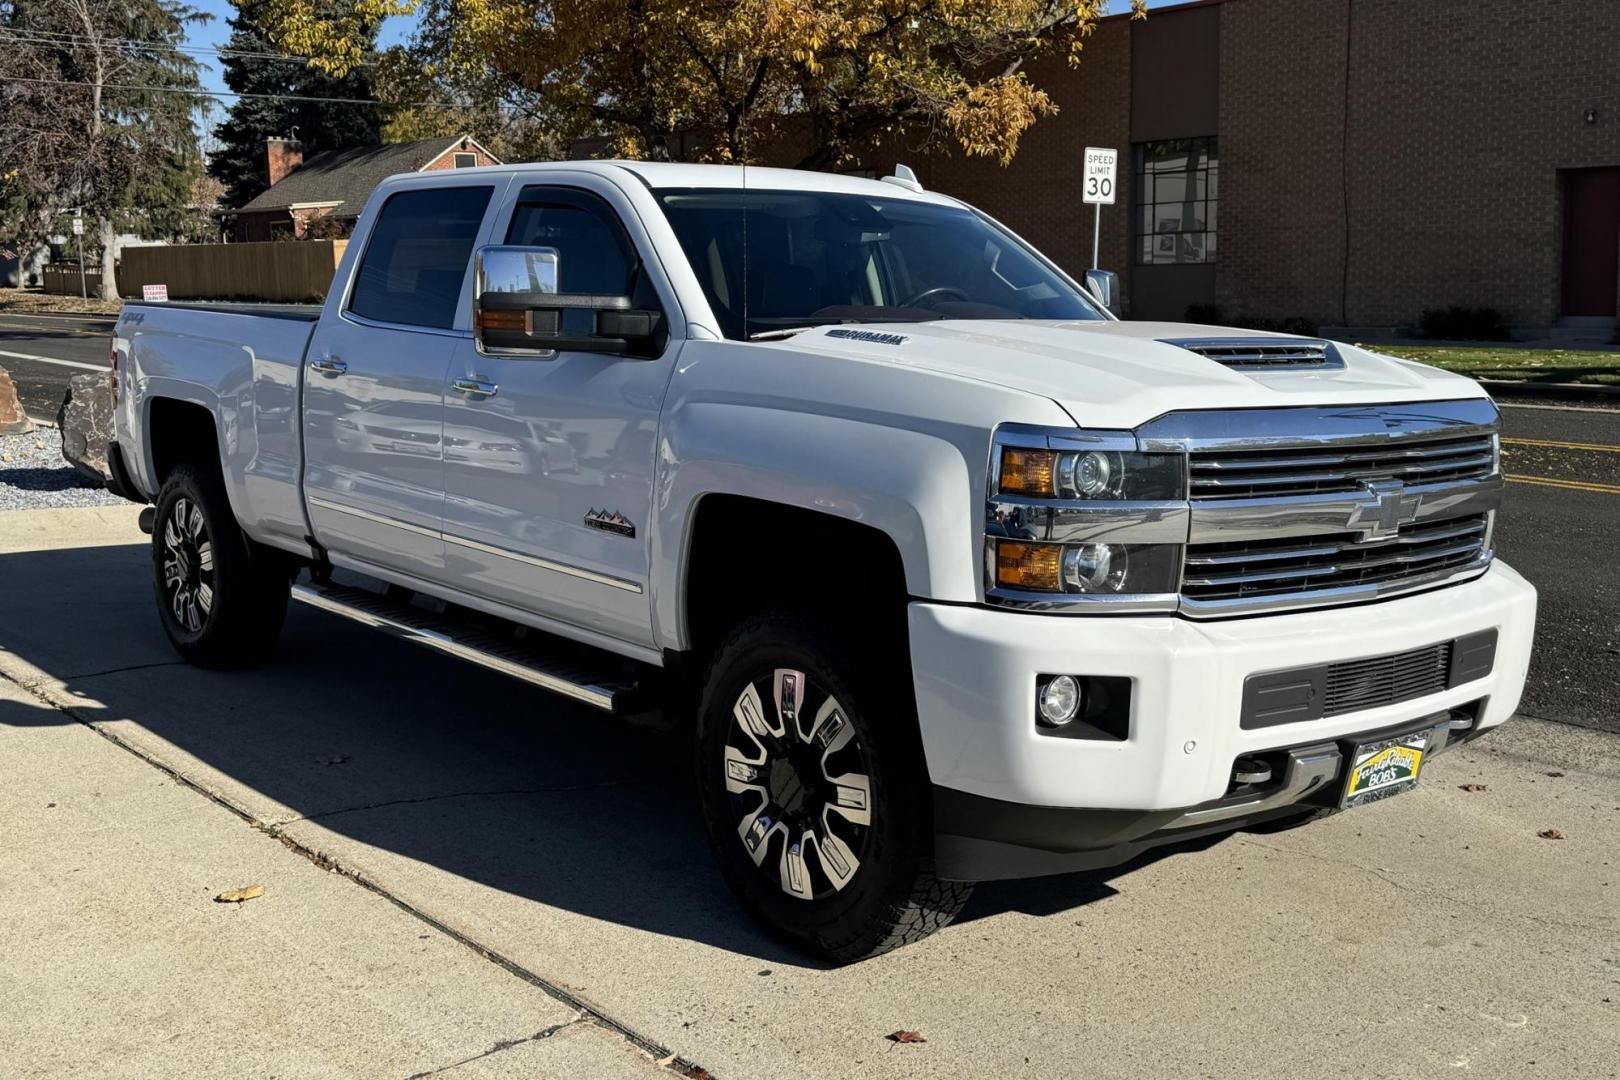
top-left (995, 540), bottom-right (1181, 596)
top-left (999, 447), bottom-right (1184, 501)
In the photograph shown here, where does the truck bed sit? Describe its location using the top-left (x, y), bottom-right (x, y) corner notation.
top-left (122, 301), bottom-right (320, 321)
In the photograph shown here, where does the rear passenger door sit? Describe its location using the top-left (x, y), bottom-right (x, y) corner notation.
top-left (303, 180), bottom-right (500, 579)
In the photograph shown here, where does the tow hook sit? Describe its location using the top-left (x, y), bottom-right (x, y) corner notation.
top-left (138, 506), bottom-right (155, 535)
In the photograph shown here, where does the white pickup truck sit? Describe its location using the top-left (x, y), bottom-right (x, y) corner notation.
top-left (110, 162), bottom-right (1537, 961)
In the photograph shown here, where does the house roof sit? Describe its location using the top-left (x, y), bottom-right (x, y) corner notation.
top-left (234, 135), bottom-right (496, 217)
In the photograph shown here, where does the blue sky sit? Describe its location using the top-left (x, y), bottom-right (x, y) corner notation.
top-left (186, 0), bottom-right (1197, 123)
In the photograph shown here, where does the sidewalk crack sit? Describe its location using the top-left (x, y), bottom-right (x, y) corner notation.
top-left (269, 778), bottom-right (652, 828)
top-left (404, 1017), bottom-right (586, 1079)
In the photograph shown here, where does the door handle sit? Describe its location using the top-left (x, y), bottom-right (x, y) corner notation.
top-left (310, 356), bottom-right (347, 377)
top-left (451, 377), bottom-right (499, 399)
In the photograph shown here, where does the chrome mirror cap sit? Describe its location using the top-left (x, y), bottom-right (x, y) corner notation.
top-left (1083, 269), bottom-right (1121, 317)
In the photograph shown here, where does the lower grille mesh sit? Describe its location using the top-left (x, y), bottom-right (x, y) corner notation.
top-left (1324, 642), bottom-right (1452, 717)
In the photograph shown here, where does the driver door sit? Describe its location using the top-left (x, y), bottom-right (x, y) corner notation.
top-left (439, 176), bottom-right (678, 652)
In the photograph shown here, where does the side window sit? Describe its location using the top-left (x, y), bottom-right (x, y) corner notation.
top-left (349, 186), bottom-right (493, 329)
top-left (504, 188), bottom-right (636, 297)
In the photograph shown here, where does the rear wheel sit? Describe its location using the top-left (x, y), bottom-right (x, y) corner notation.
top-left (152, 462), bottom-right (289, 667)
top-left (695, 609), bottom-right (972, 962)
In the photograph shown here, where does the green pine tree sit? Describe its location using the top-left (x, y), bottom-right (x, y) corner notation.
top-left (207, 0), bottom-right (382, 209)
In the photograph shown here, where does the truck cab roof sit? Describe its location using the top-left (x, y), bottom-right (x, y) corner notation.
top-left (376, 159), bottom-right (963, 206)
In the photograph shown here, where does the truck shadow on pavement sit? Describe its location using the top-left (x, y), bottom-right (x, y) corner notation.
top-left (0, 541), bottom-right (1215, 964)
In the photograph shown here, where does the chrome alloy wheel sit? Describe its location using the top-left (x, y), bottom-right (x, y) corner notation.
top-left (161, 496), bottom-right (214, 633)
top-left (725, 669), bottom-right (874, 901)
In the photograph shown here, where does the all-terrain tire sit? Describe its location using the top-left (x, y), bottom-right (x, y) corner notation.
top-left (151, 462), bottom-right (289, 667)
top-left (695, 608), bottom-right (972, 962)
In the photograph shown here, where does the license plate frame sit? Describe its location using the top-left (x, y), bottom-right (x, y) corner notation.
top-left (1340, 731), bottom-right (1430, 809)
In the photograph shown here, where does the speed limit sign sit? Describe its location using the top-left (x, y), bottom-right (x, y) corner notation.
top-left (1083, 147), bottom-right (1118, 205)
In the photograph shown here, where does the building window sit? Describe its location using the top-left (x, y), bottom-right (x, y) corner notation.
top-left (453, 152), bottom-right (478, 168)
top-left (1135, 138), bottom-right (1217, 265)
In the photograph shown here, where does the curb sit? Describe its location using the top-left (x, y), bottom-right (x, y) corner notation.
top-left (1477, 378), bottom-right (1620, 402)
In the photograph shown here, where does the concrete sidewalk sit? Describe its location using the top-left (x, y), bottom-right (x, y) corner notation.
top-left (3, 507), bottom-right (1618, 1079)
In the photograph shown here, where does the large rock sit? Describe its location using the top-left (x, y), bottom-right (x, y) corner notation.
top-left (0, 366), bottom-right (33, 435)
top-left (57, 371), bottom-right (114, 482)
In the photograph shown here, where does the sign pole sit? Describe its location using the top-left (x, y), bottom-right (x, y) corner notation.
top-left (1082, 147), bottom-right (1118, 272)
top-left (73, 210), bottom-right (86, 300)
top-left (1092, 203), bottom-right (1101, 270)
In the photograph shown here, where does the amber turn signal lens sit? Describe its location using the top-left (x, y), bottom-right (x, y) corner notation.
top-left (476, 309), bottom-right (528, 331)
top-left (996, 541), bottom-right (1063, 591)
top-left (999, 448), bottom-right (1058, 496)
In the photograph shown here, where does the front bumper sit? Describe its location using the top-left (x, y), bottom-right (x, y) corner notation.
top-left (908, 561), bottom-right (1537, 878)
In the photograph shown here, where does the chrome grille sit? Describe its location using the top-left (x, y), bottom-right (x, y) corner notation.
top-left (1324, 642), bottom-right (1452, 717)
top-left (1189, 433), bottom-right (1497, 500)
top-left (1182, 514), bottom-right (1489, 603)
top-left (1163, 337), bottom-right (1338, 369)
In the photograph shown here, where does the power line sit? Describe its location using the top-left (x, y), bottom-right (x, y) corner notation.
top-left (0, 75), bottom-right (470, 109)
top-left (0, 27), bottom-right (384, 67)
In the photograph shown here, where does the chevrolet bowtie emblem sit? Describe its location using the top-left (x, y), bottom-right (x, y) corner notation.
top-left (1347, 479), bottom-right (1421, 541)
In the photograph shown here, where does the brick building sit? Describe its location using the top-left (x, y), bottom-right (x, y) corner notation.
top-left (877, 0), bottom-right (1619, 339)
top-left (227, 134), bottom-right (502, 242)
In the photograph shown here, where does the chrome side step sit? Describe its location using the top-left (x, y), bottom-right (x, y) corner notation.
top-left (290, 580), bottom-right (647, 714)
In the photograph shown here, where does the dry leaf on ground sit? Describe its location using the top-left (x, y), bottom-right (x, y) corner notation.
top-left (1546, 771), bottom-right (1566, 778)
top-left (1537, 829), bottom-right (1567, 841)
top-left (1459, 783), bottom-right (1488, 792)
top-left (214, 884), bottom-right (265, 903)
top-left (887, 1031), bottom-right (927, 1044)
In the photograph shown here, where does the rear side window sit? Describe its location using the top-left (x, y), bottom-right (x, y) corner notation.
top-left (349, 186), bottom-right (493, 329)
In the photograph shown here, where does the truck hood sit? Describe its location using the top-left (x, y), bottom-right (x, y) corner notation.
top-left (773, 320), bottom-right (1487, 430)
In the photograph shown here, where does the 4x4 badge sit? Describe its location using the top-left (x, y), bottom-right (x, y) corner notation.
top-left (584, 508), bottom-right (636, 538)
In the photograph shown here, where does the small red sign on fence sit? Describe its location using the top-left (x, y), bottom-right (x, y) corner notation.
top-left (142, 284), bottom-right (169, 303)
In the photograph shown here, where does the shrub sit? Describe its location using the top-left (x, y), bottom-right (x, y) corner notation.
top-left (1420, 306), bottom-right (1511, 341)
top-left (1183, 304), bottom-right (1319, 337)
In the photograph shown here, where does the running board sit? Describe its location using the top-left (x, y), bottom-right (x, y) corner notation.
top-left (290, 581), bottom-right (649, 715)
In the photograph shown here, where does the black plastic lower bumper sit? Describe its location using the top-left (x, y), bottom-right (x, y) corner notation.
top-left (933, 703), bottom-right (1492, 882)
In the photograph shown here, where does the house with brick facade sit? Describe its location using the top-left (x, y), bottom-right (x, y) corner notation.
top-left (766, 0), bottom-right (1617, 341)
top-left (226, 134), bottom-right (502, 242)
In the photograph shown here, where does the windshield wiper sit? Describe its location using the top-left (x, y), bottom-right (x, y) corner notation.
top-left (748, 326), bottom-right (817, 341)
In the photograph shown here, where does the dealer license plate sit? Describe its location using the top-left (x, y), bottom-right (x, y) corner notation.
top-left (1341, 732), bottom-right (1429, 809)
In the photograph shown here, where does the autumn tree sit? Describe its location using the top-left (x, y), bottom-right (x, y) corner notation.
top-left (208, 0), bottom-right (384, 209)
top-left (0, 0), bottom-right (207, 298)
top-left (261, 0), bottom-right (1146, 168)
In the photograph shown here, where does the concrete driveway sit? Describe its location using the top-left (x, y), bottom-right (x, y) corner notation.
top-left (2, 507), bottom-right (1617, 1079)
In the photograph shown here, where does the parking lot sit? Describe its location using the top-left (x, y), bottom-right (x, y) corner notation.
top-left (2, 321), bottom-right (1618, 1078)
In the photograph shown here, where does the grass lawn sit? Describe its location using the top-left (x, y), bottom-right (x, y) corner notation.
top-left (0, 287), bottom-right (122, 316)
top-left (1364, 343), bottom-right (1620, 386)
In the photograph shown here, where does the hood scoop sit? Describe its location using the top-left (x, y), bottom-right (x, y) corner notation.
top-left (1160, 336), bottom-right (1343, 371)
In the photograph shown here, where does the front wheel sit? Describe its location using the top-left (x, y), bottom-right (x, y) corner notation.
top-left (152, 462), bottom-right (289, 667)
top-left (695, 609), bottom-right (972, 962)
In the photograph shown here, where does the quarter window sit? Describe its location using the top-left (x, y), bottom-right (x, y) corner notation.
top-left (1135, 138), bottom-right (1218, 265)
top-left (348, 186), bottom-right (493, 329)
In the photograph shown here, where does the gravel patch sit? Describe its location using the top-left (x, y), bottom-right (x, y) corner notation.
top-left (0, 428), bottom-right (124, 510)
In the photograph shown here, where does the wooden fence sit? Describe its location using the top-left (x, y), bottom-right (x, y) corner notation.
top-left (117, 240), bottom-right (348, 302)
top-left (41, 265), bottom-right (104, 296)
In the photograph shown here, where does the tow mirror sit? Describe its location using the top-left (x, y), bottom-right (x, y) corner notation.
top-left (473, 245), bottom-right (662, 357)
top-left (1083, 269), bottom-right (1121, 317)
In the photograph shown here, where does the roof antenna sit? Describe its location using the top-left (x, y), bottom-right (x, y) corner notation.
top-left (882, 163), bottom-right (923, 193)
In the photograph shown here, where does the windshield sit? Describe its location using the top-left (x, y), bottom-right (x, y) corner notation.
top-left (652, 188), bottom-right (1105, 340)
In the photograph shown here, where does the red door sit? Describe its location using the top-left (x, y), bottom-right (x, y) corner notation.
top-left (1562, 167), bottom-right (1620, 317)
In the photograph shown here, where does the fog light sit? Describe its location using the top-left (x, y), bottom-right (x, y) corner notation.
top-left (1038, 675), bottom-right (1082, 727)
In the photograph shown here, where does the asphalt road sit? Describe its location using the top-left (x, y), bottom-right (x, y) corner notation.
top-left (0, 312), bottom-right (115, 420)
top-left (2, 316), bottom-right (1616, 733)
